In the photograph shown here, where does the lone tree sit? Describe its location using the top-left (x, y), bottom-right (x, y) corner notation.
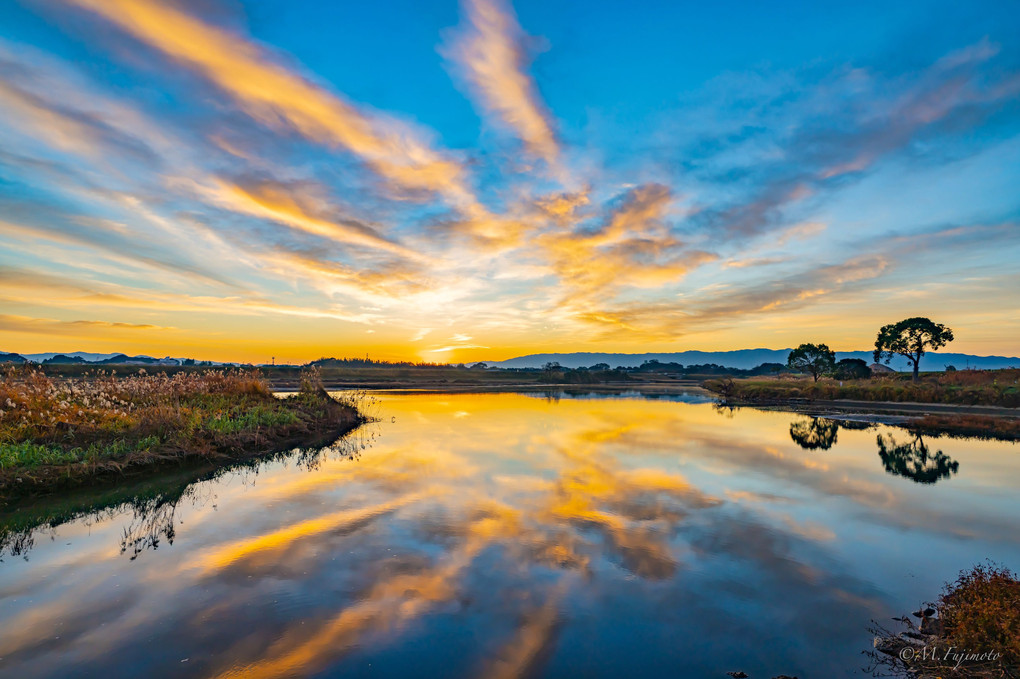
top-left (787, 343), bottom-right (836, 381)
top-left (873, 317), bottom-right (954, 381)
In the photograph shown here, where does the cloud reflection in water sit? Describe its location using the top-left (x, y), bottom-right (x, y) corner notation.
top-left (0, 392), bottom-right (1017, 678)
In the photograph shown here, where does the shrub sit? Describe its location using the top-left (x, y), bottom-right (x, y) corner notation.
top-left (869, 562), bottom-right (1020, 678)
top-left (939, 562), bottom-right (1020, 669)
top-left (298, 365), bottom-right (328, 397)
top-left (834, 358), bottom-right (871, 380)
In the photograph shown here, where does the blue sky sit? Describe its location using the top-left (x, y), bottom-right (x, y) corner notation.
top-left (0, 0), bottom-right (1018, 362)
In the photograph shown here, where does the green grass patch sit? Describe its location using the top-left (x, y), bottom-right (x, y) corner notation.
top-left (201, 403), bottom-right (300, 434)
top-left (0, 442), bottom-right (80, 469)
top-left (0, 436), bottom-right (162, 470)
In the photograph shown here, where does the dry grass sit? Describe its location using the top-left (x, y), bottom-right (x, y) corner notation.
top-left (939, 563), bottom-right (1020, 670)
top-left (0, 366), bottom-right (361, 496)
top-left (869, 563), bottom-right (1020, 679)
top-left (908, 414), bottom-right (1020, 441)
top-left (704, 369), bottom-right (1020, 408)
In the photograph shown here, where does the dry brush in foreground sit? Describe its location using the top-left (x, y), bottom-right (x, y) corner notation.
top-left (0, 366), bottom-right (362, 499)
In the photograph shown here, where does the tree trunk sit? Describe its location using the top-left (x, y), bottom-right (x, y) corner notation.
top-left (912, 358), bottom-right (919, 382)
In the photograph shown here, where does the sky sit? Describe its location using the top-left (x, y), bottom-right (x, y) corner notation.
top-left (0, 0), bottom-right (1018, 364)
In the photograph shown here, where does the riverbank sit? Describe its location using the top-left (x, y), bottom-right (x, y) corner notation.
top-left (705, 370), bottom-right (1020, 407)
top-left (704, 372), bottom-right (1020, 440)
top-left (0, 367), bottom-right (363, 502)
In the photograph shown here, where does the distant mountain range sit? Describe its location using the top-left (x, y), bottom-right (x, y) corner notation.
top-left (4, 348), bottom-right (1018, 372)
top-left (484, 349), bottom-right (1020, 372)
top-left (21, 351), bottom-right (127, 363)
top-left (0, 351), bottom-right (232, 366)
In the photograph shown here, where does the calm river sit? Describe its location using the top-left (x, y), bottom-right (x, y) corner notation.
top-left (1, 391), bottom-right (1018, 678)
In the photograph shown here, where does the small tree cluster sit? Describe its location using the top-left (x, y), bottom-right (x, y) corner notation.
top-left (786, 317), bottom-right (954, 382)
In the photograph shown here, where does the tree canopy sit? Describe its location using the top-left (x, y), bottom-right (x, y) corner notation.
top-left (874, 317), bottom-right (954, 381)
top-left (787, 343), bottom-right (836, 381)
top-left (834, 357), bottom-right (871, 380)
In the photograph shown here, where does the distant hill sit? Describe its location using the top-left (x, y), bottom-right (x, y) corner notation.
top-left (22, 351), bottom-right (126, 363)
top-left (11, 351), bottom-right (217, 366)
top-left (42, 354), bottom-right (89, 364)
top-left (486, 349), bottom-right (1020, 372)
top-left (7, 347), bottom-right (1017, 372)
top-left (94, 353), bottom-right (164, 365)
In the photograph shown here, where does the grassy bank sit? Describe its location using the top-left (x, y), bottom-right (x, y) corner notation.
top-left (704, 370), bottom-right (1020, 440)
top-left (705, 369), bottom-right (1020, 408)
top-left (0, 366), bottom-right (362, 500)
top-left (906, 414), bottom-right (1020, 441)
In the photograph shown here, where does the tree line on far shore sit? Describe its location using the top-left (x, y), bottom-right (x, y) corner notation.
top-left (788, 317), bottom-right (955, 382)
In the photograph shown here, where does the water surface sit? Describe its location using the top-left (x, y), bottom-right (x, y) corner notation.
top-left (1, 391), bottom-right (1018, 678)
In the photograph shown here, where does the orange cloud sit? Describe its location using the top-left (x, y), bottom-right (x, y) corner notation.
top-left (538, 184), bottom-right (716, 317)
top-left (201, 178), bottom-right (424, 260)
top-left (0, 313), bottom-right (169, 335)
top-left (64, 0), bottom-right (472, 202)
top-left (533, 189), bottom-right (591, 224)
top-left (443, 0), bottom-right (559, 163)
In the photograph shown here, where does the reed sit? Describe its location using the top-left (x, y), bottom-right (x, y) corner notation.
top-left (0, 366), bottom-right (362, 495)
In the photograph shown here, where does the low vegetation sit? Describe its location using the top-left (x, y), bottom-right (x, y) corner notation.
top-left (871, 563), bottom-right (1020, 678)
top-left (705, 368), bottom-right (1020, 408)
top-left (939, 564), bottom-right (1020, 668)
top-left (0, 365), bottom-right (362, 498)
top-left (907, 414), bottom-right (1020, 441)
top-left (20, 356), bottom-right (796, 387)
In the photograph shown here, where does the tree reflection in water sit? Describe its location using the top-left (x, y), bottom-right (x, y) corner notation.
top-left (789, 417), bottom-right (840, 450)
top-left (119, 487), bottom-right (202, 560)
top-left (876, 433), bottom-right (959, 484)
top-left (786, 415), bottom-right (961, 485)
top-left (0, 426), bottom-right (374, 562)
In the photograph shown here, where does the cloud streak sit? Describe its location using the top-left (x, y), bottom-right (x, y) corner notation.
top-left (1, 3), bottom-right (1018, 359)
top-left (0, 313), bottom-right (169, 335)
top-left (443, 0), bottom-right (559, 164)
top-left (63, 0), bottom-right (473, 203)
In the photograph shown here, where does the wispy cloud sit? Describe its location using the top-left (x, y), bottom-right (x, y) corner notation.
top-left (443, 0), bottom-right (559, 164)
top-left (2, 1), bottom-right (1018, 358)
top-left (198, 176), bottom-right (425, 260)
top-left (63, 0), bottom-right (473, 203)
top-left (537, 184), bottom-right (716, 312)
top-left (0, 313), bottom-right (170, 335)
top-left (573, 255), bottom-right (890, 340)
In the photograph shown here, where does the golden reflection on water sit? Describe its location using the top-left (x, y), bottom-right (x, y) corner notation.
top-left (1, 392), bottom-right (1019, 678)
